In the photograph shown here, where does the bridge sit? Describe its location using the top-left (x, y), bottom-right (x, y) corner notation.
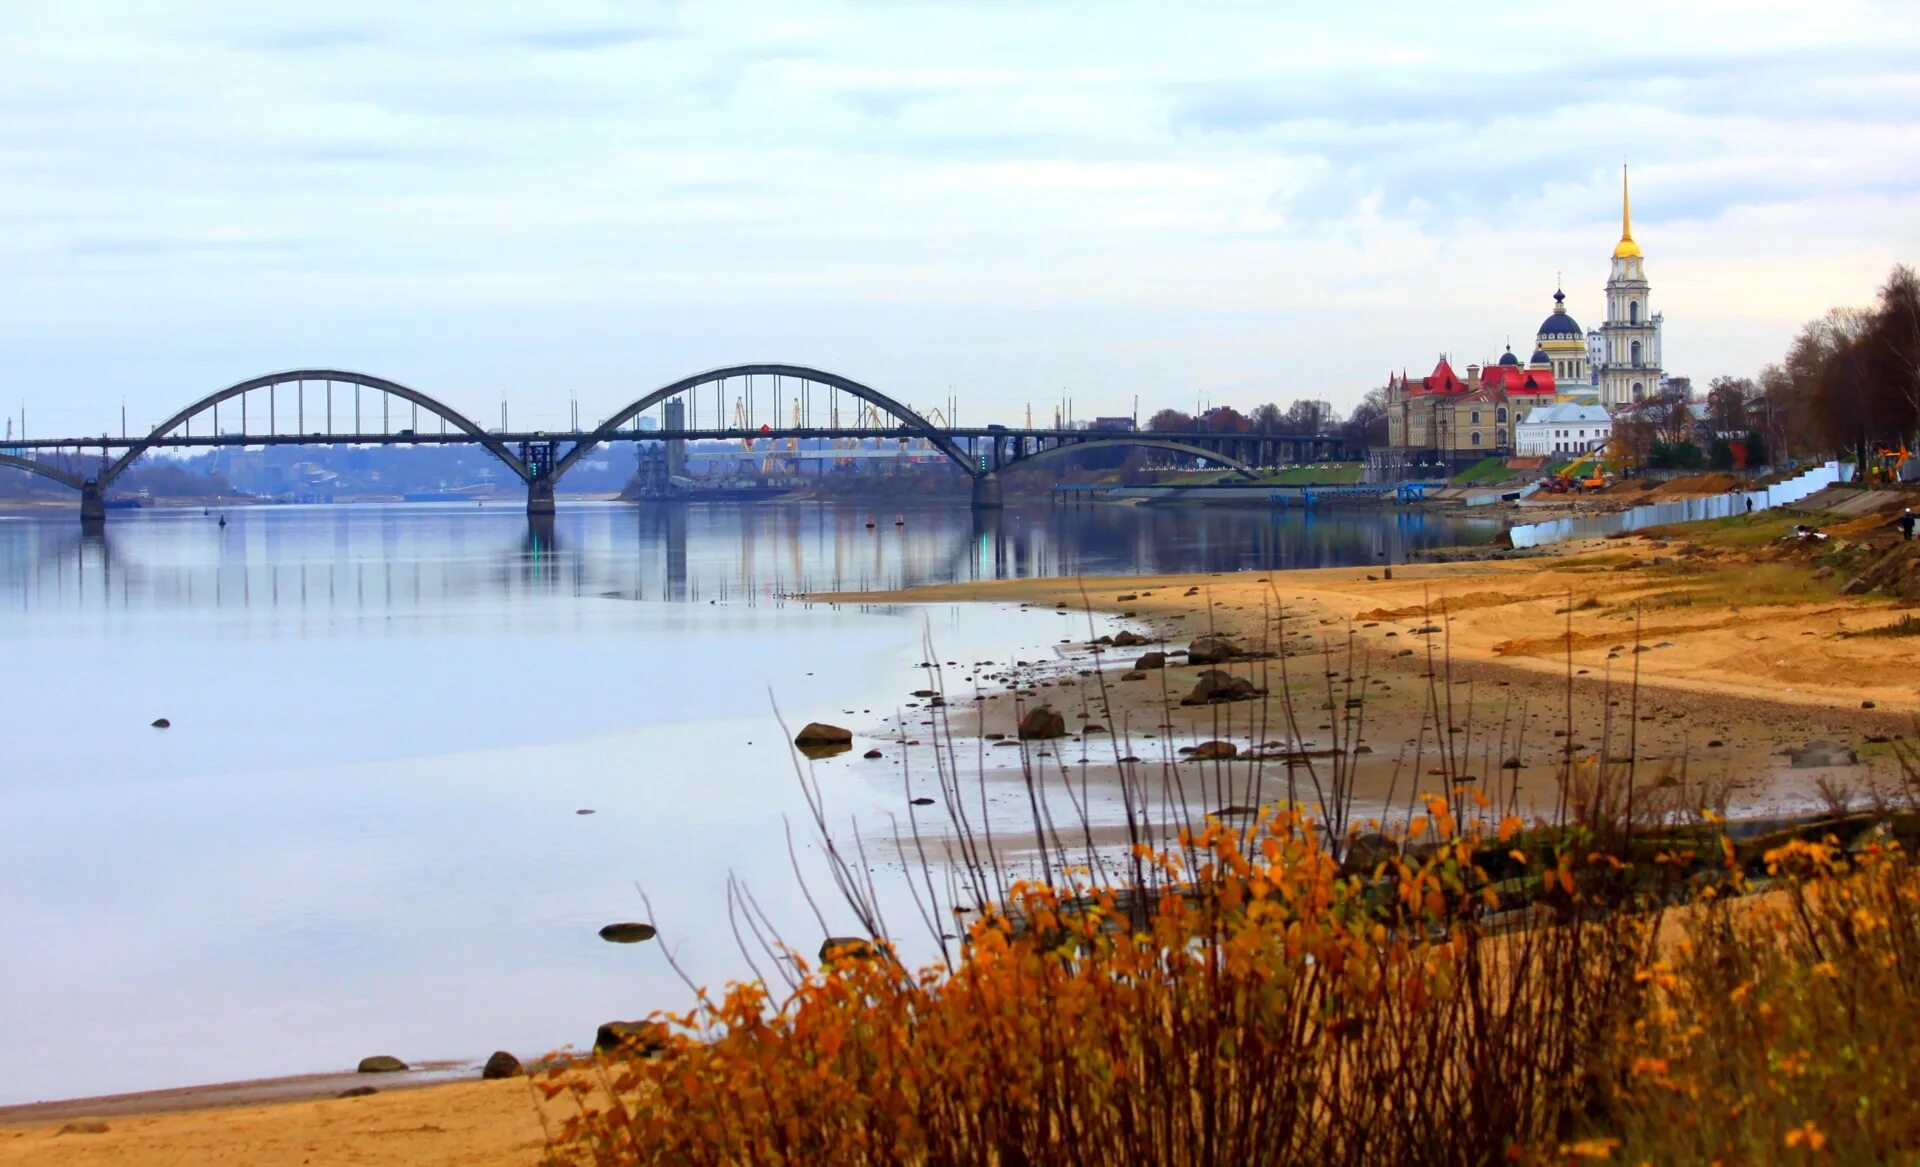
top-left (0, 365), bottom-right (1358, 523)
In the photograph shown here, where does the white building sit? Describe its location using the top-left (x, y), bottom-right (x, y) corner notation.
top-left (1516, 402), bottom-right (1612, 457)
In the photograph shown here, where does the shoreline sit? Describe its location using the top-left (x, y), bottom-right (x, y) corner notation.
top-left (9, 506), bottom-right (1917, 1155)
top-left (815, 524), bottom-right (1920, 835)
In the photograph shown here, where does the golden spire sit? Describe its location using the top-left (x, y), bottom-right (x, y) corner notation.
top-left (1613, 163), bottom-right (1642, 259)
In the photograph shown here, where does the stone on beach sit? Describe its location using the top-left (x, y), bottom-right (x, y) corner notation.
top-left (1186, 635), bottom-right (1243, 664)
top-left (357, 1055), bottom-right (408, 1073)
top-left (1180, 669), bottom-right (1258, 705)
top-left (1341, 833), bottom-right (1399, 875)
top-left (596, 1020), bottom-right (671, 1057)
top-left (1187, 740), bottom-right (1238, 760)
top-left (1018, 706), bottom-right (1067, 739)
top-left (1789, 740), bottom-right (1859, 768)
top-left (1134, 651), bottom-right (1166, 670)
top-left (482, 1050), bottom-right (524, 1079)
top-left (1111, 630), bottom-right (1147, 647)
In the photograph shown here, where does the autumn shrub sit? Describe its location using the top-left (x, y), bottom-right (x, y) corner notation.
top-left (1582, 839), bottom-right (1920, 1165)
top-left (542, 804), bottom-right (1671, 1166)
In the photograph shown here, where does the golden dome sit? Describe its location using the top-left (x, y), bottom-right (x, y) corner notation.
top-left (1612, 164), bottom-right (1641, 258)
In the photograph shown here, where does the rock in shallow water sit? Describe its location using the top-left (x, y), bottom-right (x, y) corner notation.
top-left (793, 722), bottom-right (852, 746)
top-left (598, 922), bottom-right (658, 943)
top-left (1018, 706), bottom-right (1066, 740)
top-left (357, 1055), bottom-right (408, 1073)
top-left (482, 1050), bottom-right (524, 1079)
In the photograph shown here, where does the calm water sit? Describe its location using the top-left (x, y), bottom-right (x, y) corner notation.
top-left (0, 500), bottom-right (1496, 1104)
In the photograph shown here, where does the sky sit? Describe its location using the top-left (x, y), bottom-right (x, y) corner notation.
top-left (3, 0), bottom-right (1918, 436)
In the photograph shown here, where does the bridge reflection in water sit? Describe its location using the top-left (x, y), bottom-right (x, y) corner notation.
top-left (1, 501), bottom-right (1499, 614)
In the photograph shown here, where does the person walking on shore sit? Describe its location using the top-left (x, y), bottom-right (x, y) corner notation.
top-left (1900, 508), bottom-right (1916, 542)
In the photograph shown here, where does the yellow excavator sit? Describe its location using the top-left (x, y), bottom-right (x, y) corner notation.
top-left (1544, 441), bottom-right (1614, 493)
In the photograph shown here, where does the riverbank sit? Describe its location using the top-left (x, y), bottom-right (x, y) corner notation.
top-left (816, 507), bottom-right (1920, 823)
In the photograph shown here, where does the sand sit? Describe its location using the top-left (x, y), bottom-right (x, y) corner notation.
top-left (0, 1076), bottom-right (555, 1166)
top-left (817, 532), bottom-right (1920, 826)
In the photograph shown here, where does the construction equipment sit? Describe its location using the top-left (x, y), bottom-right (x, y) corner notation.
top-left (1869, 445), bottom-right (1911, 484)
top-left (1543, 441), bottom-right (1615, 493)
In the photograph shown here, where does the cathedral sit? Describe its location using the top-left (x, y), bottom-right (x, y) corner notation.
top-left (1382, 166), bottom-right (1667, 468)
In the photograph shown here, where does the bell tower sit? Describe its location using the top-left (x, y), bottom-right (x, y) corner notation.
top-left (1596, 165), bottom-right (1662, 407)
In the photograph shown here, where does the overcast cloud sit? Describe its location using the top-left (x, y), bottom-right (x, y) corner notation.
top-left (3, 0), bottom-right (1916, 433)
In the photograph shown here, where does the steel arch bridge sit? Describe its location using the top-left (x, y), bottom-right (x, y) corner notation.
top-left (0, 364), bottom-right (1360, 521)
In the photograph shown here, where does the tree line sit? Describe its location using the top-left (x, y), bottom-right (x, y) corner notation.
top-left (1143, 394), bottom-right (1387, 447)
top-left (1615, 264), bottom-right (1918, 474)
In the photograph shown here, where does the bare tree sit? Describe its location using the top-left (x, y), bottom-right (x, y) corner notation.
top-left (1342, 387), bottom-right (1389, 447)
top-left (1145, 408), bottom-right (1192, 433)
top-left (1704, 376), bottom-right (1754, 436)
top-left (1282, 399), bottom-right (1338, 434)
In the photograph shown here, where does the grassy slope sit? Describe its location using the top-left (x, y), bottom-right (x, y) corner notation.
top-left (1449, 456), bottom-right (1515, 486)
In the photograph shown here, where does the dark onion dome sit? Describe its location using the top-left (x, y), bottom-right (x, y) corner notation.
top-left (1539, 288), bottom-right (1582, 338)
top-left (1538, 310), bottom-right (1583, 337)
top-left (1497, 347), bottom-right (1521, 366)
top-left (1530, 347), bottom-right (1551, 365)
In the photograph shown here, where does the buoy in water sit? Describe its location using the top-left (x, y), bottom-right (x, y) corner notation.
top-left (894, 513), bottom-right (904, 526)
top-left (865, 515), bottom-right (876, 529)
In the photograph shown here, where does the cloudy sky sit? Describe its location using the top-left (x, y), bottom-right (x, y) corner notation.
top-left (4, 0), bottom-right (1917, 435)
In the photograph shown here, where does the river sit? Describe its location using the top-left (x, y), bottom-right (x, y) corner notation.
top-left (0, 499), bottom-right (1497, 1104)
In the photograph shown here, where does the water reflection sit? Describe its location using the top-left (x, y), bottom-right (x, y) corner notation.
top-left (3, 500), bottom-right (1499, 613)
top-left (0, 498), bottom-right (1501, 1105)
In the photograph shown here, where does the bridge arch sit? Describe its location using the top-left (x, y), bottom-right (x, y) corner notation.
top-left (101, 370), bottom-right (531, 487)
top-left (0, 451), bottom-right (88, 492)
top-left (550, 364), bottom-right (976, 482)
top-left (1004, 437), bottom-right (1263, 480)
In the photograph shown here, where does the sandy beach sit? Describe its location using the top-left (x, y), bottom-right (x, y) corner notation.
top-left (0, 1074), bottom-right (553, 1167)
top-left (818, 515), bottom-right (1920, 825)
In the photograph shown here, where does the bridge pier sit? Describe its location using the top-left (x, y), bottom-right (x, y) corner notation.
top-left (527, 477), bottom-right (556, 516)
top-left (80, 481), bottom-right (105, 525)
top-left (970, 472), bottom-right (1003, 510)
